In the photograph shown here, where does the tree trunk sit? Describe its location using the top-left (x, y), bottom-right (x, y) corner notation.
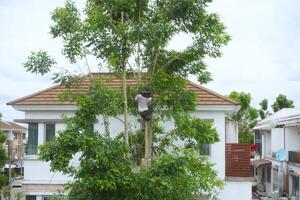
top-left (123, 68), bottom-right (129, 145)
top-left (121, 11), bottom-right (129, 146)
top-left (142, 120), bottom-right (152, 167)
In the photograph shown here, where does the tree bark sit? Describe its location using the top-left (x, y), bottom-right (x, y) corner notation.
top-left (143, 120), bottom-right (152, 167)
top-left (121, 11), bottom-right (129, 146)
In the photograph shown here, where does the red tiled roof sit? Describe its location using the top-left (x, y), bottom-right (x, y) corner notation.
top-left (7, 73), bottom-right (238, 106)
top-left (0, 121), bottom-right (26, 131)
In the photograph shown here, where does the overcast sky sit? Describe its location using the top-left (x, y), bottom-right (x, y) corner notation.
top-left (1, 0), bottom-right (300, 121)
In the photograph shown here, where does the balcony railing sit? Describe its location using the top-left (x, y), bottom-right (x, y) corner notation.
top-left (225, 143), bottom-right (251, 177)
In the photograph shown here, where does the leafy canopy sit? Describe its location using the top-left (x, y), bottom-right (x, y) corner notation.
top-left (271, 94), bottom-right (294, 112)
top-left (228, 91), bottom-right (258, 144)
top-left (24, 0), bottom-right (231, 199)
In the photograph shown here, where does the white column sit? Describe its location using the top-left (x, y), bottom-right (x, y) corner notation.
top-left (38, 123), bottom-right (45, 146)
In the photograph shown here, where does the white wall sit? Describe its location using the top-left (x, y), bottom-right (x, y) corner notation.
top-left (225, 119), bottom-right (238, 143)
top-left (263, 131), bottom-right (272, 158)
top-left (271, 128), bottom-right (284, 154)
top-left (191, 111), bottom-right (226, 179)
top-left (23, 108), bottom-right (230, 191)
top-left (285, 126), bottom-right (300, 151)
top-left (25, 111), bottom-right (75, 119)
top-left (24, 160), bottom-right (72, 183)
top-left (220, 181), bottom-right (252, 200)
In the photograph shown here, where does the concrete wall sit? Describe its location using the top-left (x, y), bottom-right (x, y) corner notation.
top-left (20, 107), bottom-right (249, 200)
top-left (263, 131), bottom-right (272, 158)
top-left (271, 128), bottom-right (284, 154)
top-left (285, 126), bottom-right (300, 151)
top-left (220, 181), bottom-right (252, 200)
top-left (225, 119), bottom-right (238, 143)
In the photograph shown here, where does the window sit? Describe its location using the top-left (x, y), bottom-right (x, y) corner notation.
top-left (43, 196), bottom-right (50, 200)
top-left (200, 144), bottom-right (211, 156)
top-left (13, 132), bottom-right (18, 140)
top-left (26, 195), bottom-right (36, 200)
top-left (27, 123), bottom-right (38, 155)
top-left (45, 124), bottom-right (55, 142)
top-left (291, 175), bottom-right (300, 198)
top-left (273, 168), bottom-right (279, 192)
top-left (266, 167), bottom-right (271, 183)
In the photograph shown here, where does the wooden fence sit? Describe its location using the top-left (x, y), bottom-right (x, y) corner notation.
top-left (225, 143), bottom-right (251, 177)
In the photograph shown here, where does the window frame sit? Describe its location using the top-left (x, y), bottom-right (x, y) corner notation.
top-left (45, 123), bottom-right (56, 142)
top-left (27, 123), bottom-right (38, 155)
top-left (291, 174), bottom-right (300, 198)
top-left (266, 167), bottom-right (271, 183)
top-left (200, 144), bottom-right (211, 156)
top-left (26, 195), bottom-right (37, 200)
top-left (273, 168), bottom-right (279, 192)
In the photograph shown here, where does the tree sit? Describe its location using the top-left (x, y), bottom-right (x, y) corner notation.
top-left (258, 99), bottom-right (270, 120)
top-left (24, 0), bottom-right (230, 199)
top-left (0, 113), bottom-right (8, 196)
top-left (271, 94), bottom-right (294, 112)
top-left (228, 91), bottom-right (258, 144)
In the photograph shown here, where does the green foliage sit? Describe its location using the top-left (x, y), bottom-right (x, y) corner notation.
top-left (0, 133), bottom-right (7, 143)
top-left (15, 192), bottom-right (24, 200)
top-left (0, 149), bottom-right (7, 167)
top-left (0, 174), bottom-right (8, 189)
top-left (38, 82), bottom-right (223, 199)
top-left (259, 99), bottom-right (270, 119)
top-left (2, 186), bottom-right (10, 199)
top-left (173, 115), bottom-right (219, 148)
top-left (228, 91), bottom-right (258, 144)
top-left (137, 149), bottom-right (223, 200)
top-left (0, 114), bottom-right (8, 190)
top-left (27, 0), bottom-right (231, 199)
top-left (271, 94), bottom-right (294, 112)
top-left (23, 51), bottom-right (56, 75)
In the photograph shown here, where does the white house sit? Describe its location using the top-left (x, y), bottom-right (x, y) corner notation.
top-left (253, 108), bottom-right (300, 199)
top-left (0, 120), bottom-right (26, 178)
top-left (8, 73), bottom-right (253, 200)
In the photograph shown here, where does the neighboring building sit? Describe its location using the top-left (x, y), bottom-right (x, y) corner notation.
top-left (8, 73), bottom-right (253, 200)
top-left (0, 120), bottom-right (26, 178)
top-left (253, 108), bottom-right (300, 199)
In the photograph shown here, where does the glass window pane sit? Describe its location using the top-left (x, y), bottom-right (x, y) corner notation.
top-left (200, 144), bottom-right (210, 156)
top-left (292, 175), bottom-right (299, 197)
top-left (27, 123), bottom-right (38, 155)
top-left (46, 124), bottom-right (55, 142)
top-left (26, 195), bottom-right (36, 200)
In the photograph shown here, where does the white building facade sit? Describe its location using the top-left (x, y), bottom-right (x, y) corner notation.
top-left (253, 108), bottom-right (300, 199)
top-left (8, 74), bottom-right (253, 200)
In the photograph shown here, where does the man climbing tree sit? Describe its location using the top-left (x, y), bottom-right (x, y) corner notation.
top-left (24, 0), bottom-right (230, 199)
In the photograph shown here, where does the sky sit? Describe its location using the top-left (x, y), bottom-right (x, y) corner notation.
top-left (1, 0), bottom-right (300, 121)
